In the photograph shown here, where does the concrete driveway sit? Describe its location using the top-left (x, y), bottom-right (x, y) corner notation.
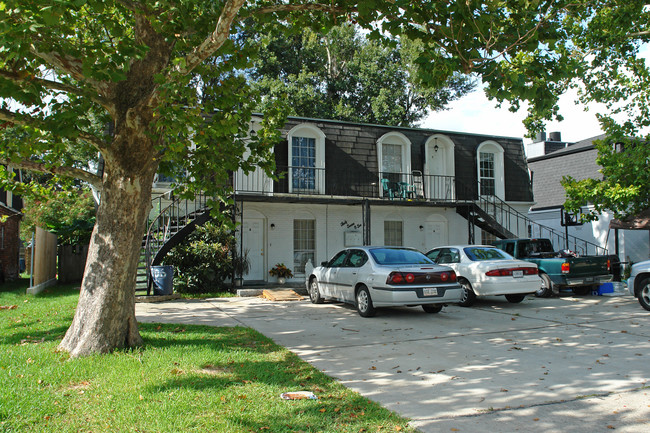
top-left (136, 293), bottom-right (650, 433)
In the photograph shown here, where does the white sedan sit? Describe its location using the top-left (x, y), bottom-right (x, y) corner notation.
top-left (306, 246), bottom-right (463, 317)
top-left (425, 245), bottom-right (540, 307)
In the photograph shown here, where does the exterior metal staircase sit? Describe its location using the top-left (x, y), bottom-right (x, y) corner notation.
top-left (136, 191), bottom-right (211, 294)
top-left (456, 182), bottom-right (607, 255)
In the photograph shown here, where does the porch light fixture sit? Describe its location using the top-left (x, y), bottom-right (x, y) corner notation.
top-left (434, 144), bottom-right (439, 152)
top-left (419, 225), bottom-right (424, 231)
top-left (270, 223), bottom-right (275, 230)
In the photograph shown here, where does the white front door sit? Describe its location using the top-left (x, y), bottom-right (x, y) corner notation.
top-left (243, 219), bottom-right (265, 280)
top-left (427, 144), bottom-right (448, 200)
top-left (425, 221), bottom-right (448, 250)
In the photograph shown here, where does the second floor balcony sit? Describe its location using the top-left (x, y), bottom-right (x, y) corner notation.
top-left (234, 165), bottom-right (465, 203)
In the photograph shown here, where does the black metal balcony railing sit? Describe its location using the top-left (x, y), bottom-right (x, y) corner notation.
top-left (234, 165), bottom-right (460, 202)
top-left (233, 165), bottom-right (607, 255)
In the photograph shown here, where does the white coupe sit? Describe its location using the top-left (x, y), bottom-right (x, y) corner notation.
top-left (306, 246), bottom-right (463, 317)
top-left (425, 245), bottom-right (541, 307)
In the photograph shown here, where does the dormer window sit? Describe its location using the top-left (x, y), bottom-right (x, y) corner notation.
top-left (287, 124), bottom-right (326, 194)
top-left (476, 141), bottom-right (505, 199)
top-left (377, 132), bottom-right (411, 198)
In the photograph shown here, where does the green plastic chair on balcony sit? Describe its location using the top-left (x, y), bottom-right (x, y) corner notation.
top-left (398, 181), bottom-right (415, 200)
top-left (380, 178), bottom-right (395, 200)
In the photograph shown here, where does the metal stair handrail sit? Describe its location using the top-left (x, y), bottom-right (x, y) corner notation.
top-left (143, 190), bottom-right (211, 291)
top-left (456, 179), bottom-right (608, 255)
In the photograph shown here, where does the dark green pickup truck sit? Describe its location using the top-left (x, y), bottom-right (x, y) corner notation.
top-left (492, 238), bottom-right (612, 297)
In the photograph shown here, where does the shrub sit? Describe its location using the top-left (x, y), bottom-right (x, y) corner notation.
top-left (163, 221), bottom-right (234, 294)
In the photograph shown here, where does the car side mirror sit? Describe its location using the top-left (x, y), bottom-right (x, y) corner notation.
top-left (321, 261), bottom-right (329, 267)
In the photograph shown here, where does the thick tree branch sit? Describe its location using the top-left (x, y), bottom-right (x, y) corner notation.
top-left (29, 45), bottom-right (111, 96)
top-left (0, 70), bottom-right (111, 109)
top-left (0, 157), bottom-right (102, 188)
top-left (177, 0), bottom-right (353, 77)
top-left (0, 108), bottom-right (109, 151)
top-left (176, 0), bottom-right (246, 76)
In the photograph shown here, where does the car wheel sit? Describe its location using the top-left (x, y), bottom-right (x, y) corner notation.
top-left (536, 273), bottom-right (553, 298)
top-left (422, 304), bottom-right (443, 314)
top-left (308, 277), bottom-right (324, 304)
top-left (457, 278), bottom-right (476, 307)
top-left (505, 294), bottom-right (526, 303)
top-left (637, 277), bottom-right (650, 312)
top-left (356, 286), bottom-right (376, 317)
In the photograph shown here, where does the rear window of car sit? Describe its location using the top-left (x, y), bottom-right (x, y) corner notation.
top-left (369, 248), bottom-right (434, 265)
top-left (463, 247), bottom-right (512, 261)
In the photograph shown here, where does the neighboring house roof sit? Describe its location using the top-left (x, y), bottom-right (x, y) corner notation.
top-left (0, 201), bottom-right (22, 216)
top-left (527, 134), bottom-right (607, 210)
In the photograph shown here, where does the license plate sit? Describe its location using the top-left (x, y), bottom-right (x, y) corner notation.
top-left (585, 276), bottom-right (594, 282)
top-left (513, 270), bottom-right (523, 278)
top-left (423, 288), bottom-right (438, 296)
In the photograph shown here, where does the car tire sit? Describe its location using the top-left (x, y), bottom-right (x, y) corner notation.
top-left (422, 304), bottom-right (443, 314)
top-left (308, 277), bottom-right (324, 304)
top-left (505, 294), bottom-right (526, 303)
top-left (637, 277), bottom-right (650, 312)
top-left (536, 273), bottom-right (553, 298)
top-left (457, 278), bottom-right (476, 307)
top-left (356, 286), bottom-right (376, 317)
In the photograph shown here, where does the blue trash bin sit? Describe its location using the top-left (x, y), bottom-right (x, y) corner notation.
top-left (151, 265), bottom-right (173, 295)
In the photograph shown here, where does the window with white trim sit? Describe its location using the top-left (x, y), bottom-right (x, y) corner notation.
top-left (479, 151), bottom-right (496, 196)
top-left (476, 141), bottom-right (505, 199)
top-left (287, 124), bottom-right (325, 194)
top-left (377, 132), bottom-right (412, 197)
top-left (291, 136), bottom-right (316, 192)
top-left (293, 219), bottom-right (315, 274)
top-left (384, 221), bottom-right (403, 246)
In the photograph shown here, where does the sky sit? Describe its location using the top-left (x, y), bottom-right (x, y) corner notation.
top-left (424, 45), bottom-right (650, 146)
top-left (422, 86), bottom-right (604, 146)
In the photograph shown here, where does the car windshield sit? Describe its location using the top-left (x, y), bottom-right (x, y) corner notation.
top-left (463, 247), bottom-right (512, 261)
top-left (369, 248), bottom-right (434, 265)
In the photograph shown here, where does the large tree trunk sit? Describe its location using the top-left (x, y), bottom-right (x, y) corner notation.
top-left (59, 158), bottom-right (156, 357)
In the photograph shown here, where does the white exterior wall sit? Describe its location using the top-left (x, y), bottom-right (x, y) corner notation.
top-left (528, 207), bottom-right (650, 262)
top-left (238, 202), bottom-right (473, 282)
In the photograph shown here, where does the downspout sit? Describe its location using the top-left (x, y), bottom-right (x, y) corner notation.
top-left (29, 232), bottom-right (34, 288)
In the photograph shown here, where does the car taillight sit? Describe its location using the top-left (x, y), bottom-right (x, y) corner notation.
top-left (386, 271), bottom-right (456, 284)
top-left (607, 259), bottom-right (611, 271)
top-left (388, 272), bottom-right (403, 284)
top-left (485, 267), bottom-right (538, 276)
top-left (561, 262), bottom-right (570, 274)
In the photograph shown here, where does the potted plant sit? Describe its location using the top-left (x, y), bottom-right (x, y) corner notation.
top-left (269, 263), bottom-right (293, 284)
top-left (233, 249), bottom-right (250, 286)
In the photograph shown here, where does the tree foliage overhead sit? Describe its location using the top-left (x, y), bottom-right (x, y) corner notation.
top-left (562, 137), bottom-right (650, 222)
top-left (245, 23), bottom-right (474, 127)
top-left (2, 0), bottom-right (648, 356)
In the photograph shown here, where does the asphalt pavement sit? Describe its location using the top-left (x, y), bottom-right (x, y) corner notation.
top-left (136, 291), bottom-right (650, 433)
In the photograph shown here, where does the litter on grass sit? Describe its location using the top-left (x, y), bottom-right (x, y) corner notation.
top-left (280, 391), bottom-right (318, 400)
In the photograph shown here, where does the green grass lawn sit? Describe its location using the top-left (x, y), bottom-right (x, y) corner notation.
top-left (1, 280), bottom-right (415, 432)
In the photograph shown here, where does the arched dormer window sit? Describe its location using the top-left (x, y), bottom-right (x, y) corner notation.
top-left (476, 141), bottom-right (505, 199)
top-left (287, 124), bottom-right (326, 194)
top-left (377, 132), bottom-right (411, 198)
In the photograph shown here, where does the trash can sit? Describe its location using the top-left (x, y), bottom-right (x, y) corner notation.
top-left (151, 265), bottom-right (174, 296)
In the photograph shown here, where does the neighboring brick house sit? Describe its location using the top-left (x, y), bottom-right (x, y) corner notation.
top-left (233, 115), bottom-right (535, 283)
top-left (0, 201), bottom-right (22, 282)
top-left (527, 134), bottom-right (650, 264)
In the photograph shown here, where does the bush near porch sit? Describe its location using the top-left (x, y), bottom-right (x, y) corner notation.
top-left (163, 222), bottom-right (234, 294)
